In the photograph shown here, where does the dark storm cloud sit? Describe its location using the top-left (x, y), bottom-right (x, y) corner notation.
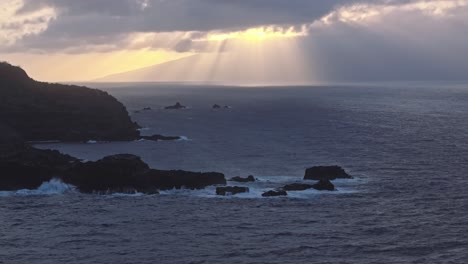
top-left (20, 0), bottom-right (358, 36)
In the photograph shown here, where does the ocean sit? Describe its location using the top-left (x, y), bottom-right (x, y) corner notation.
top-left (1, 84), bottom-right (468, 263)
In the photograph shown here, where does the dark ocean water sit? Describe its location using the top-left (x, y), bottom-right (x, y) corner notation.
top-left (2, 84), bottom-right (468, 263)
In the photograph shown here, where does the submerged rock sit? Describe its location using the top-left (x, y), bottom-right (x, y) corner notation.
top-left (165, 102), bottom-right (186, 110)
top-left (262, 190), bottom-right (288, 197)
top-left (304, 166), bottom-right (352, 181)
top-left (216, 186), bottom-right (249, 196)
top-left (230, 175), bottom-right (256, 182)
top-left (140, 134), bottom-right (181, 141)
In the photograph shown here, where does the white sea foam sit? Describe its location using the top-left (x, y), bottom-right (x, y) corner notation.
top-left (0, 179), bottom-right (76, 197)
top-left (86, 140), bottom-right (98, 144)
top-left (177, 136), bottom-right (191, 141)
top-left (108, 192), bottom-right (145, 197)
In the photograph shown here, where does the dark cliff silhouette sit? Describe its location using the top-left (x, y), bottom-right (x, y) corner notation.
top-left (0, 62), bottom-right (139, 142)
top-left (0, 62), bottom-right (226, 193)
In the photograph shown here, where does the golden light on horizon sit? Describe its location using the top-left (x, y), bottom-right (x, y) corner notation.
top-left (204, 26), bottom-right (308, 42)
top-left (1, 24), bottom-right (313, 84)
top-left (0, 49), bottom-right (194, 82)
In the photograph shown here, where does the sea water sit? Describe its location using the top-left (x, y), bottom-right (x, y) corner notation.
top-left (2, 84), bottom-right (468, 263)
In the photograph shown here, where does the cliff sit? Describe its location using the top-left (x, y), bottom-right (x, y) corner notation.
top-left (0, 62), bottom-right (139, 141)
top-left (0, 62), bottom-right (226, 193)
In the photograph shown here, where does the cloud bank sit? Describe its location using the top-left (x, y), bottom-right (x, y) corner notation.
top-left (2, 0), bottom-right (468, 82)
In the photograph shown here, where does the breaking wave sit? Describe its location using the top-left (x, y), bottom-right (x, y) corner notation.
top-left (0, 179), bottom-right (76, 197)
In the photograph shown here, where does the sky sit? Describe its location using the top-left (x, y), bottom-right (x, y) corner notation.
top-left (1, 0), bottom-right (468, 84)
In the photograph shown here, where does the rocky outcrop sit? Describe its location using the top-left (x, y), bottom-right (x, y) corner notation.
top-left (216, 186), bottom-right (249, 196)
top-left (262, 190), bottom-right (288, 197)
top-left (165, 102), bottom-right (186, 110)
top-left (0, 146), bottom-right (78, 191)
top-left (63, 154), bottom-right (152, 194)
top-left (282, 180), bottom-right (335, 191)
top-left (62, 154), bottom-right (226, 193)
top-left (230, 175), bottom-right (256, 182)
top-left (0, 150), bottom-right (226, 193)
top-left (304, 166), bottom-right (352, 181)
top-left (282, 183), bottom-right (315, 191)
top-left (144, 169), bottom-right (226, 190)
top-left (0, 62), bottom-right (140, 142)
top-left (312, 179), bottom-right (335, 191)
top-left (0, 63), bottom-right (226, 194)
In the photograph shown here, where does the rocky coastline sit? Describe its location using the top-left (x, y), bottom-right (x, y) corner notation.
top-left (0, 62), bottom-right (354, 196)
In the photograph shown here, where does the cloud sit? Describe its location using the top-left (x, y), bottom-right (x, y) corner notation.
top-left (303, 0), bottom-right (468, 81)
top-left (2, 0), bottom-right (357, 52)
top-left (0, 0), bottom-right (56, 47)
top-left (2, 0), bottom-right (468, 82)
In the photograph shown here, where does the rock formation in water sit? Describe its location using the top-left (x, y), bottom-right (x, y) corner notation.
top-left (0, 150), bottom-right (226, 193)
top-left (282, 180), bottom-right (336, 191)
top-left (230, 175), bottom-right (256, 182)
top-left (282, 183), bottom-right (315, 191)
top-left (165, 102), bottom-right (186, 110)
top-left (63, 154), bottom-right (226, 193)
top-left (304, 166), bottom-right (352, 181)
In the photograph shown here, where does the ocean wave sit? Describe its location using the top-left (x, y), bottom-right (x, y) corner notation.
top-left (106, 192), bottom-right (146, 197)
top-left (0, 179), bottom-right (76, 197)
top-left (177, 136), bottom-right (191, 141)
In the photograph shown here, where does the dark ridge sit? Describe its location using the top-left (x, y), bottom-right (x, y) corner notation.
top-left (0, 62), bottom-right (31, 84)
top-left (0, 62), bottom-right (140, 142)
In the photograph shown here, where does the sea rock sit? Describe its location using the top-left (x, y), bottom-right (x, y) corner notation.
top-left (282, 180), bottom-right (336, 192)
top-left (64, 154), bottom-right (226, 193)
top-left (63, 154), bottom-right (153, 194)
top-left (230, 175), bottom-right (256, 182)
top-left (143, 107), bottom-right (152, 111)
top-left (304, 166), bottom-right (352, 181)
top-left (0, 146), bottom-right (78, 191)
top-left (216, 186), bottom-right (249, 196)
top-left (282, 183), bottom-right (315, 191)
top-left (0, 62), bottom-right (140, 142)
top-left (140, 134), bottom-right (181, 141)
top-left (262, 190), bottom-right (288, 197)
top-left (165, 102), bottom-right (186, 110)
top-left (144, 169), bottom-right (226, 190)
top-left (212, 104), bottom-right (221, 109)
top-left (312, 179), bottom-right (336, 191)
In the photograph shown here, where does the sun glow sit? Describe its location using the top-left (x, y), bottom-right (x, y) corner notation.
top-left (204, 26), bottom-right (308, 42)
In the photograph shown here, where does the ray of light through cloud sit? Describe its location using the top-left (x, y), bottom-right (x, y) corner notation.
top-left (1, 0), bottom-right (468, 83)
